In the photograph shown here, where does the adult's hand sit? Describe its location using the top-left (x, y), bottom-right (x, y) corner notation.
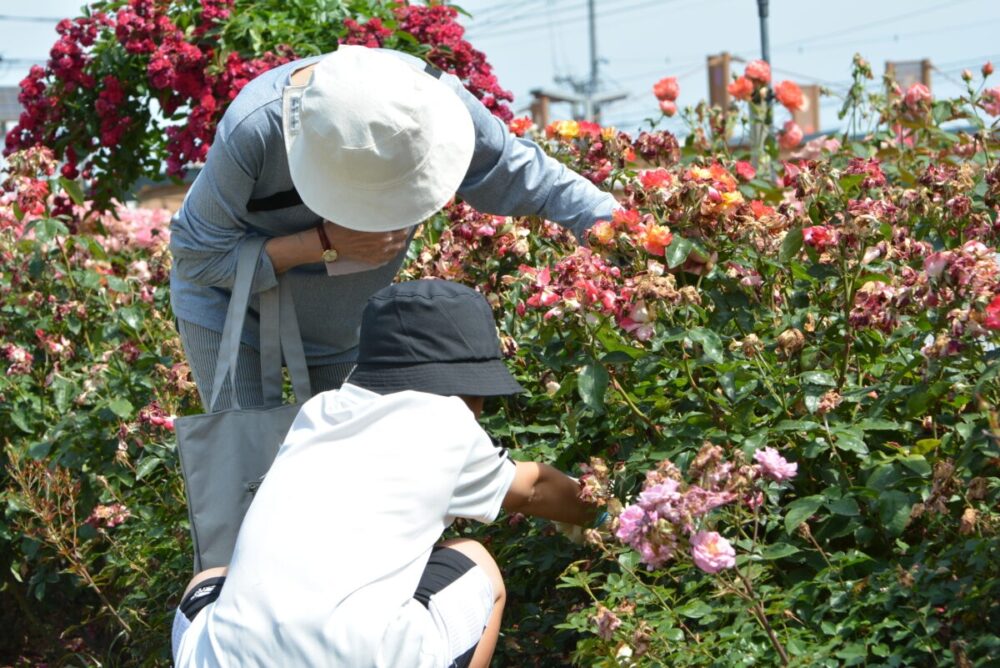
top-left (323, 220), bottom-right (411, 264)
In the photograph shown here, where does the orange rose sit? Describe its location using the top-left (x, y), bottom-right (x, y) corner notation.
top-left (727, 76), bottom-right (753, 101)
top-left (774, 80), bottom-right (805, 112)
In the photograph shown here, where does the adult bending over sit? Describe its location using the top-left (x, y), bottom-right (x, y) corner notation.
top-left (169, 45), bottom-right (616, 409)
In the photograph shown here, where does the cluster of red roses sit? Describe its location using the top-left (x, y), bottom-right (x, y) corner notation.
top-left (5, 1), bottom-right (514, 204)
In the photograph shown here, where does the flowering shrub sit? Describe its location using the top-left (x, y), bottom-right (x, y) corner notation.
top-left (405, 56), bottom-right (1000, 666)
top-left (5, 0), bottom-right (511, 209)
top-left (3, 5), bottom-right (1000, 666)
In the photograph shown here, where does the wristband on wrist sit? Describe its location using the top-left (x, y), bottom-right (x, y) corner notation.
top-left (593, 510), bottom-right (609, 529)
top-left (316, 221), bottom-right (339, 264)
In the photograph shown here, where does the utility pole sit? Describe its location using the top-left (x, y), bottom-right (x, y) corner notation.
top-left (752, 0), bottom-right (773, 167)
top-left (536, 0), bottom-right (625, 123)
top-left (756, 0), bottom-right (772, 123)
top-left (586, 0), bottom-right (598, 121)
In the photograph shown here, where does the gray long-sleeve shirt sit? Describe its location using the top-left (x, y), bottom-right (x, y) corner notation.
top-left (169, 50), bottom-right (616, 363)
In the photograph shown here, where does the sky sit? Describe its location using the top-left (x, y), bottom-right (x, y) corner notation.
top-left (2, 0), bottom-right (999, 136)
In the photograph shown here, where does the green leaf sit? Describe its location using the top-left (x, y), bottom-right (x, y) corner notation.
top-left (785, 495), bottom-right (824, 534)
top-left (779, 227), bottom-right (803, 263)
top-left (719, 372), bottom-right (736, 401)
top-left (838, 173), bottom-right (864, 193)
top-left (665, 235), bottom-right (693, 269)
top-left (799, 371), bottom-right (836, 386)
top-left (58, 176), bottom-right (85, 205)
top-left (107, 398), bottom-right (134, 419)
top-left (677, 599), bottom-right (713, 618)
top-left (912, 438), bottom-right (940, 455)
top-left (577, 363), bottom-right (609, 412)
top-left (877, 490), bottom-right (913, 537)
top-left (687, 327), bottom-right (723, 364)
top-left (600, 351), bottom-right (638, 365)
top-left (898, 454), bottom-right (931, 476)
top-left (119, 306), bottom-right (144, 333)
top-left (617, 551), bottom-right (640, 570)
top-left (759, 542), bottom-right (801, 559)
top-left (25, 217), bottom-right (69, 242)
top-left (905, 380), bottom-right (950, 417)
top-left (52, 376), bottom-right (75, 413)
top-left (826, 496), bottom-right (860, 516)
top-left (832, 427), bottom-right (868, 455)
top-left (855, 419), bottom-right (903, 432)
top-left (136, 457), bottom-right (162, 481)
top-left (11, 408), bottom-right (33, 434)
top-left (774, 420), bottom-right (821, 432)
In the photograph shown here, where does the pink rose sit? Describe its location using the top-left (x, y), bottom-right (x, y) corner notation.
top-left (802, 225), bottom-right (837, 251)
top-left (753, 447), bottom-right (798, 482)
top-left (904, 83), bottom-right (932, 109)
top-left (923, 251), bottom-right (951, 279)
top-left (745, 59), bottom-right (771, 84)
top-left (690, 531), bottom-right (736, 573)
top-left (658, 99), bottom-right (678, 117)
top-left (779, 120), bottom-right (804, 150)
top-left (982, 87), bottom-right (1000, 117)
top-left (653, 76), bottom-right (680, 102)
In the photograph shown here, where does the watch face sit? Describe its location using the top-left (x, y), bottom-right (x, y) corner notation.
top-left (322, 248), bottom-right (339, 263)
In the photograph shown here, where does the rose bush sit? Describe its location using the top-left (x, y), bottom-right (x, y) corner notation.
top-left (3, 2), bottom-right (1000, 665)
top-left (4, 0), bottom-right (511, 209)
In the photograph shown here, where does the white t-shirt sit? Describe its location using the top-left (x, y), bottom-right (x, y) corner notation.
top-left (174, 383), bottom-right (517, 667)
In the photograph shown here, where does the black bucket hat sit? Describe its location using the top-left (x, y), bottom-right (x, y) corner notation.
top-left (346, 279), bottom-right (525, 397)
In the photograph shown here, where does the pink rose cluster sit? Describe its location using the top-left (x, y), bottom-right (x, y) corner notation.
top-left (613, 447), bottom-right (798, 572)
top-left (95, 205), bottom-right (173, 253)
top-left (518, 248), bottom-right (627, 324)
top-left (404, 202), bottom-right (535, 284)
top-left (138, 400), bottom-right (175, 432)
top-left (614, 475), bottom-right (735, 570)
top-left (2, 343), bottom-right (34, 376)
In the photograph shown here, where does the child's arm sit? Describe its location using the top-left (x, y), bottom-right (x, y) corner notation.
top-left (502, 461), bottom-right (596, 527)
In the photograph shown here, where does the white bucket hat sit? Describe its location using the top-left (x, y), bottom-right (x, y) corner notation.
top-left (282, 46), bottom-right (475, 232)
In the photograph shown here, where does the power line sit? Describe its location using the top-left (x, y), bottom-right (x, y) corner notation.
top-left (460, 0), bottom-right (554, 24)
top-left (776, 15), bottom-right (1000, 56)
top-left (0, 56), bottom-right (45, 65)
top-left (768, 0), bottom-right (980, 53)
top-left (466, 0), bottom-right (691, 42)
top-left (0, 14), bottom-right (62, 22)
top-left (464, 0), bottom-right (577, 32)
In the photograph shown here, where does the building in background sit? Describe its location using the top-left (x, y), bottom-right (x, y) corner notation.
top-left (1, 87), bottom-right (21, 139)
